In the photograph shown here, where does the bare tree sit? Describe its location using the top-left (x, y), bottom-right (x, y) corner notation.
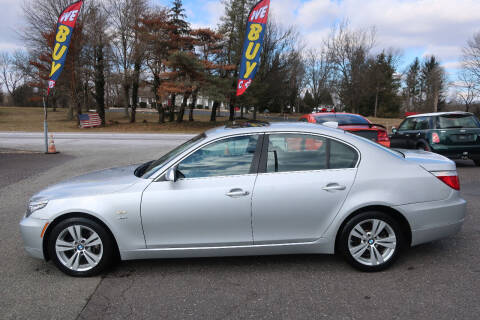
top-left (455, 70), bottom-right (479, 112)
top-left (305, 48), bottom-right (332, 108)
top-left (326, 21), bottom-right (376, 113)
top-left (460, 32), bottom-right (480, 112)
top-left (0, 51), bottom-right (29, 104)
top-left (138, 7), bottom-right (170, 123)
top-left (107, 0), bottom-right (147, 121)
top-left (462, 32), bottom-right (480, 84)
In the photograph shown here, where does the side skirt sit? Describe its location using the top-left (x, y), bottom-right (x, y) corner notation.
top-left (120, 238), bottom-right (334, 260)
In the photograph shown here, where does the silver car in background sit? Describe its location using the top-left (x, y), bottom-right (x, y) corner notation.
top-left (20, 122), bottom-right (466, 276)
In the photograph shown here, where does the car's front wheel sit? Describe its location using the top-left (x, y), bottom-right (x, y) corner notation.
top-left (339, 212), bottom-right (404, 272)
top-left (48, 217), bottom-right (115, 277)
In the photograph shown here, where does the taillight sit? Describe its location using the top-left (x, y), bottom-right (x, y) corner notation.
top-left (431, 132), bottom-right (440, 144)
top-left (377, 130), bottom-right (389, 142)
top-left (432, 171), bottom-right (460, 190)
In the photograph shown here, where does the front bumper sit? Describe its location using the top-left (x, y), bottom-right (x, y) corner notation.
top-left (394, 193), bottom-right (467, 246)
top-left (19, 216), bottom-right (48, 260)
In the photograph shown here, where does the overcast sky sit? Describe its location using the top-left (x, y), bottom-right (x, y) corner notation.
top-left (2, 0), bottom-right (479, 77)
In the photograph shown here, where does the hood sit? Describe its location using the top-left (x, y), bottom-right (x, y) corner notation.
top-left (31, 164), bottom-right (143, 202)
top-left (395, 149), bottom-right (457, 172)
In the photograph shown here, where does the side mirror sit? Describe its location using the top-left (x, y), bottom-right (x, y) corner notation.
top-left (391, 127), bottom-right (397, 135)
top-left (165, 166), bottom-right (178, 182)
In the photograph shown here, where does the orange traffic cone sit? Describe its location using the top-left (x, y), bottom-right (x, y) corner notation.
top-left (47, 134), bottom-right (59, 154)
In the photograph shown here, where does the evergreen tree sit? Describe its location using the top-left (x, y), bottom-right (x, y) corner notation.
top-left (404, 57), bottom-right (421, 112)
top-left (421, 56), bottom-right (446, 113)
top-left (164, 0), bottom-right (193, 122)
top-left (303, 90), bottom-right (315, 112)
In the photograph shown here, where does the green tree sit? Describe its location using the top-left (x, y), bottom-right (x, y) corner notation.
top-left (367, 51), bottom-right (401, 117)
top-left (404, 57), bottom-right (421, 112)
top-left (421, 56), bottom-right (446, 113)
top-left (303, 90), bottom-right (315, 112)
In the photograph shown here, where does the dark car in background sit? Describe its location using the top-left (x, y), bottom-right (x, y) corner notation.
top-left (299, 113), bottom-right (390, 147)
top-left (390, 112), bottom-right (480, 166)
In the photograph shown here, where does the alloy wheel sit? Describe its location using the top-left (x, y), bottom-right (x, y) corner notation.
top-left (348, 219), bottom-right (397, 266)
top-left (55, 225), bottom-right (103, 272)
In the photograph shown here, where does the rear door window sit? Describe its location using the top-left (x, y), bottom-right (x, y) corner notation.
top-left (266, 134), bottom-right (358, 173)
top-left (267, 134), bottom-right (327, 173)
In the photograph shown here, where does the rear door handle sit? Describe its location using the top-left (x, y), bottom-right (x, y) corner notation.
top-left (322, 184), bottom-right (347, 192)
top-left (226, 188), bottom-right (250, 197)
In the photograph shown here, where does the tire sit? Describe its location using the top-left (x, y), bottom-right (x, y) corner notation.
top-left (474, 159), bottom-right (480, 166)
top-left (48, 217), bottom-right (115, 277)
top-left (338, 211), bottom-right (404, 272)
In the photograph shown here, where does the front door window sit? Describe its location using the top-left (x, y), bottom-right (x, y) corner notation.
top-left (178, 135), bottom-right (259, 179)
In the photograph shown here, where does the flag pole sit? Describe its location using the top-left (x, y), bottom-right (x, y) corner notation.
top-left (43, 93), bottom-right (49, 154)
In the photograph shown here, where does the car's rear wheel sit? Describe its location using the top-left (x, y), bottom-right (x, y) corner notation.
top-left (339, 211), bottom-right (404, 272)
top-left (474, 159), bottom-right (480, 166)
top-left (48, 217), bottom-right (115, 277)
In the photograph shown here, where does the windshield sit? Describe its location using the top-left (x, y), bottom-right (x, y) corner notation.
top-left (436, 114), bottom-right (480, 129)
top-left (141, 133), bottom-right (206, 178)
top-left (315, 114), bottom-right (369, 125)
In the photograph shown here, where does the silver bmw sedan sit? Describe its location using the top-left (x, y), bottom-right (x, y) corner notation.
top-left (20, 122), bottom-right (466, 276)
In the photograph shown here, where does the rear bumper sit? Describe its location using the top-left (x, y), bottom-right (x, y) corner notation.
top-left (19, 216), bottom-right (47, 260)
top-left (430, 144), bottom-right (480, 160)
top-left (394, 193), bottom-right (467, 246)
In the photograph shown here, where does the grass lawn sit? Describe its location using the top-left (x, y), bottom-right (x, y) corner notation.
top-left (0, 107), bottom-right (231, 134)
top-left (0, 106), bottom-right (403, 133)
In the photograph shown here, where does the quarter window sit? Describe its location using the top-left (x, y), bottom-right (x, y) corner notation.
top-left (177, 135), bottom-right (259, 179)
top-left (330, 139), bottom-right (359, 169)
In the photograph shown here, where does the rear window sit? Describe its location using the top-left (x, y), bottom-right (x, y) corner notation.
top-left (315, 114), bottom-right (369, 125)
top-left (436, 115), bottom-right (480, 129)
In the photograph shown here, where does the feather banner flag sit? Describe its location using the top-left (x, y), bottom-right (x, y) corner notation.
top-left (48, 0), bottom-right (84, 95)
top-left (236, 0), bottom-right (270, 96)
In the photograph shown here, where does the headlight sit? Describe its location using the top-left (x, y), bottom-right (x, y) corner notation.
top-left (26, 200), bottom-right (49, 217)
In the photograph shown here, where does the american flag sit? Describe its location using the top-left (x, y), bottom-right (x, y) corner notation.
top-left (79, 113), bottom-right (102, 128)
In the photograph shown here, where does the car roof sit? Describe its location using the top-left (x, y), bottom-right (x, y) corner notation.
top-left (407, 111), bottom-right (474, 118)
top-left (311, 112), bottom-right (366, 118)
top-left (204, 121), bottom-right (341, 139)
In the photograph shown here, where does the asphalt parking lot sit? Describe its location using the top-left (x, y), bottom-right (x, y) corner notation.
top-left (1, 133), bottom-right (479, 320)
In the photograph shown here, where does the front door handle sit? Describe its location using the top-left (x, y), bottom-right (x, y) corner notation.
top-left (322, 184), bottom-right (347, 192)
top-left (226, 188), bottom-right (250, 197)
